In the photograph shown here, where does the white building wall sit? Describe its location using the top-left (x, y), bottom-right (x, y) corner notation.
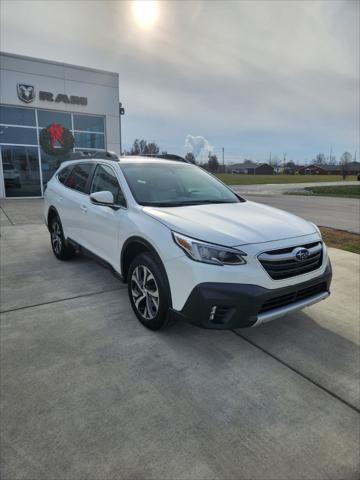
top-left (0, 52), bottom-right (120, 154)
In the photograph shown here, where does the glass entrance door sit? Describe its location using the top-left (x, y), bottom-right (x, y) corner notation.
top-left (1, 146), bottom-right (42, 197)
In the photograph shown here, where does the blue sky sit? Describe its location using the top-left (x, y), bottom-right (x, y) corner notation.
top-left (1, 0), bottom-right (359, 163)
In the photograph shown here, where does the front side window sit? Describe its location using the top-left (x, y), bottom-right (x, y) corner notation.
top-left (121, 163), bottom-right (240, 206)
top-left (90, 164), bottom-right (126, 206)
top-left (65, 163), bottom-right (93, 193)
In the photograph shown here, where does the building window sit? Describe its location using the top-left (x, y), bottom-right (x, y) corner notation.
top-left (73, 114), bottom-right (104, 133)
top-left (1, 146), bottom-right (41, 197)
top-left (40, 149), bottom-right (70, 185)
top-left (74, 132), bottom-right (105, 149)
top-left (0, 104), bottom-right (107, 198)
top-left (37, 110), bottom-right (72, 129)
top-left (0, 126), bottom-right (38, 145)
top-left (0, 105), bottom-right (36, 126)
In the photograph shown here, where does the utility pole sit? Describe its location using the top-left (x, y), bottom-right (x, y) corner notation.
top-left (329, 146), bottom-right (332, 164)
top-left (119, 102), bottom-right (125, 156)
top-left (222, 147), bottom-right (224, 165)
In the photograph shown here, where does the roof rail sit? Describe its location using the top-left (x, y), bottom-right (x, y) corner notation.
top-left (139, 153), bottom-right (190, 163)
top-left (67, 150), bottom-right (119, 161)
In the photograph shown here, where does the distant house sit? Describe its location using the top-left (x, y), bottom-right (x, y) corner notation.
top-left (297, 165), bottom-right (327, 175)
top-left (231, 162), bottom-right (274, 175)
top-left (297, 162), bottom-right (360, 175)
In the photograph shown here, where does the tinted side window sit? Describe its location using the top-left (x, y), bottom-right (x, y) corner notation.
top-left (90, 164), bottom-right (126, 206)
top-left (65, 163), bottom-right (93, 193)
top-left (57, 166), bottom-right (72, 184)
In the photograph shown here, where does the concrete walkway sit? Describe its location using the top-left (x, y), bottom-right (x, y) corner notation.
top-left (1, 205), bottom-right (359, 479)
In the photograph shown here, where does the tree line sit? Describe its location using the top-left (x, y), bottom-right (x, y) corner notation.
top-left (126, 139), bottom-right (356, 175)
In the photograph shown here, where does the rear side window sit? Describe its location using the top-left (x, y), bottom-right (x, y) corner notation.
top-left (57, 166), bottom-right (72, 185)
top-left (90, 164), bottom-right (126, 206)
top-left (65, 163), bottom-right (93, 193)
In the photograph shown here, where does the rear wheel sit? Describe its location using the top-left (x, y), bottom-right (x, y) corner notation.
top-left (127, 252), bottom-right (171, 330)
top-left (50, 215), bottom-right (75, 260)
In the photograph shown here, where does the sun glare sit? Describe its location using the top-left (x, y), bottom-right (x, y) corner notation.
top-left (132, 1), bottom-right (159, 30)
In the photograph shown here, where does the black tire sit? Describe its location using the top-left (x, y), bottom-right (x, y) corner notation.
top-left (127, 252), bottom-right (171, 330)
top-left (49, 215), bottom-right (75, 260)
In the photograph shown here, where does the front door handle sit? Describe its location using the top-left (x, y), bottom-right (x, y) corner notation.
top-left (80, 205), bottom-right (87, 213)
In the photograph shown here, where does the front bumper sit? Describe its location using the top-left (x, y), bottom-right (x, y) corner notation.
top-left (172, 260), bottom-right (332, 329)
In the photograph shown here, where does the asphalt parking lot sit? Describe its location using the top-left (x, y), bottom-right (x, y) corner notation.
top-left (1, 199), bottom-right (359, 479)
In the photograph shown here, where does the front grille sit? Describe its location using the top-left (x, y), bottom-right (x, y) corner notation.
top-left (258, 241), bottom-right (323, 280)
top-left (259, 282), bottom-right (327, 314)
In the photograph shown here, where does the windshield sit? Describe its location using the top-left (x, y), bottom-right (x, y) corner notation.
top-left (121, 163), bottom-right (241, 206)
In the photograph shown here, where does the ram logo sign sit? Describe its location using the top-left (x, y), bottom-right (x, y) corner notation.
top-left (17, 84), bottom-right (35, 103)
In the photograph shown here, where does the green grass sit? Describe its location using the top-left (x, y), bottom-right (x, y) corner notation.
top-left (320, 227), bottom-right (360, 254)
top-left (304, 185), bottom-right (360, 198)
top-left (215, 174), bottom-right (357, 186)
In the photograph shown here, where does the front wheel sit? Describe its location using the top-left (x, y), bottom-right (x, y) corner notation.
top-left (50, 215), bottom-right (75, 260)
top-left (127, 252), bottom-right (171, 330)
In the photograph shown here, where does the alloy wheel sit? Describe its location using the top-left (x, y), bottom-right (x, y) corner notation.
top-left (51, 221), bottom-right (62, 255)
top-left (131, 265), bottom-right (160, 320)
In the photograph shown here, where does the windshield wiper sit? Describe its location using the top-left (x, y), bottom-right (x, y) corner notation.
top-left (141, 202), bottom-right (191, 207)
top-left (141, 200), bottom-right (238, 207)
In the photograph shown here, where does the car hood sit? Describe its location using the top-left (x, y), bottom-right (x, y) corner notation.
top-left (143, 201), bottom-right (316, 246)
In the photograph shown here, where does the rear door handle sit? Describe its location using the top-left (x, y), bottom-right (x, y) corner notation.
top-left (80, 205), bottom-right (87, 213)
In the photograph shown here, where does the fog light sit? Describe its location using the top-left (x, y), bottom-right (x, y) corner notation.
top-left (209, 306), bottom-right (217, 321)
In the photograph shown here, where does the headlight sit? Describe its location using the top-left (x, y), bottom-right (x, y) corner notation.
top-left (172, 232), bottom-right (247, 266)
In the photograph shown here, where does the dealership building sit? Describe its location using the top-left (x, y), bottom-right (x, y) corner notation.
top-left (0, 52), bottom-right (121, 198)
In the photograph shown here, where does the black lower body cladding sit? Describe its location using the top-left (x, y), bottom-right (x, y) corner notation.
top-left (173, 261), bottom-right (332, 329)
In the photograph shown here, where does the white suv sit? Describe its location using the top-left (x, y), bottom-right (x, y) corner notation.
top-left (44, 152), bottom-right (332, 330)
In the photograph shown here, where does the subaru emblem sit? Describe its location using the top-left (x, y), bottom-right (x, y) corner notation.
top-left (294, 247), bottom-right (310, 261)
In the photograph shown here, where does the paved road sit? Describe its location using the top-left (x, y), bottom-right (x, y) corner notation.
top-left (241, 194), bottom-right (360, 233)
top-left (1, 204), bottom-right (359, 479)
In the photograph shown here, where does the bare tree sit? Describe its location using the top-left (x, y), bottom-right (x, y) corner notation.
top-left (269, 156), bottom-right (281, 174)
top-left (340, 151), bottom-right (352, 179)
top-left (284, 161), bottom-right (296, 175)
top-left (146, 142), bottom-right (160, 155)
top-left (130, 139), bottom-right (160, 155)
top-left (185, 152), bottom-right (196, 164)
top-left (208, 154), bottom-right (219, 172)
top-left (314, 153), bottom-right (326, 165)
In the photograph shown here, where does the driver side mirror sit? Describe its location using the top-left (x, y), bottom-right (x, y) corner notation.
top-left (90, 191), bottom-right (118, 209)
